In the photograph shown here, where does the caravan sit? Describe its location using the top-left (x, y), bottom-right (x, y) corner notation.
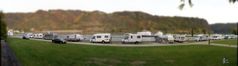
top-left (43, 32), bottom-right (57, 40)
top-left (210, 34), bottom-right (224, 40)
top-left (90, 33), bottom-right (111, 43)
top-left (174, 35), bottom-right (187, 43)
top-left (65, 34), bottom-right (84, 42)
top-left (121, 33), bottom-right (142, 44)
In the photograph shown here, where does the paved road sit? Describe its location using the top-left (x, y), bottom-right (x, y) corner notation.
top-left (1, 40), bottom-right (21, 66)
top-left (31, 38), bottom-right (237, 48)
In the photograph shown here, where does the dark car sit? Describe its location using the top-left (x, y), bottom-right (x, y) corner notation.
top-left (22, 33), bottom-right (30, 39)
top-left (52, 37), bottom-right (67, 44)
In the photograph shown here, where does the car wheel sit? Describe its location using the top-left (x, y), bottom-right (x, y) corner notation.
top-left (102, 40), bottom-right (105, 43)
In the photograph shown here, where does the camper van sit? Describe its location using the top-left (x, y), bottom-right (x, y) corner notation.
top-left (33, 33), bottom-right (44, 39)
top-left (121, 33), bottom-right (142, 44)
top-left (174, 35), bottom-right (187, 43)
top-left (90, 33), bottom-right (111, 43)
top-left (65, 34), bottom-right (84, 42)
top-left (43, 32), bottom-right (57, 40)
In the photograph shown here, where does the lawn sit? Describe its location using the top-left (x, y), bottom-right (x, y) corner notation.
top-left (8, 38), bottom-right (237, 66)
top-left (211, 39), bottom-right (237, 45)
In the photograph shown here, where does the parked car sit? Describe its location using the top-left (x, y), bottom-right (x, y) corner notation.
top-left (121, 33), bottom-right (142, 44)
top-left (52, 36), bottom-right (67, 44)
top-left (22, 33), bottom-right (31, 39)
top-left (90, 33), bottom-right (111, 43)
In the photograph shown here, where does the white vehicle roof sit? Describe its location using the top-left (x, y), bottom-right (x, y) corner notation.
top-left (137, 31), bottom-right (152, 35)
top-left (93, 33), bottom-right (111, 36)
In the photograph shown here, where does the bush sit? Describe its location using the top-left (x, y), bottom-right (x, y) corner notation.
top-left (0, 11), bottom-right (7, 40)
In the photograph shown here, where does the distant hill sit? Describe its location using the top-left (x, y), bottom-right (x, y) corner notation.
top-left (4, 10), bottom-right (211, 34)
top-left (210, 23), bottom-right (238, 34)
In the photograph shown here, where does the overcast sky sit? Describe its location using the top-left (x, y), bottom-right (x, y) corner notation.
top-left (0, 0), bottom-right (238, 24)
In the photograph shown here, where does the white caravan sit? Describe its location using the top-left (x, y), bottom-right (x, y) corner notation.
top-left (210, 34), bottom-right (224, 40)
top-left (192, 34), bottom-right (208, 41)
top-left (121, 33), bottom-right (142, 44)
top-left (33, 33), bottom-right (44, 39)
top-left (159, 34), bottom-right (174, 43)
top-left (90, 33), bottom-right (111, 43)
top-left (174, 35), bottom-right (187, 43)
top-left (65, 34), bottom-right (84, 42)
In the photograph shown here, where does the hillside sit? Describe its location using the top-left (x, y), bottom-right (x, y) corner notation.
top-left (4, 10), bottom-right (211, 34)
top-left (210, 23), bottom-right (238, 34)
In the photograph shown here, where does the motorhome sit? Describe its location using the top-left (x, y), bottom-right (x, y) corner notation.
top-left (121, 33), bottom-right (142, 44)
top-left (33, 33), bottom-right (44, 39)
top-left (174, 35), bottom-right (187, 43)
top-left (90, 33), bottom-right (111, 43)
top-left (65, 34), bottom-right (84, 42)
top-left (43, 32), bottom-right (57, 40)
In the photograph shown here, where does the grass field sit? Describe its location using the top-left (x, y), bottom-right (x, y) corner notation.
top-left (8, 38), bottom-right (237, 66)
top-left (211, 39), bottom-right (237, 45)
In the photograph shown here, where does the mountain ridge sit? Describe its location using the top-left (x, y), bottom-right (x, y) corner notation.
top-left (4, 9), bottom-right (211, 34)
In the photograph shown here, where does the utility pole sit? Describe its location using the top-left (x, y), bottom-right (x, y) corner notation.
top-left (208, 32), bottom-right (211, 45)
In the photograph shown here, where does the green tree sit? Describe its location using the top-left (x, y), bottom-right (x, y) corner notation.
top-left (179, 0), bottom-right (238, 10)
top-left (0, 11), bottom-right (7, 40)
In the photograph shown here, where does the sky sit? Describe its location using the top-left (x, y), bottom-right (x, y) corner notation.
top-left (0, 0), bottom-right (238, 24)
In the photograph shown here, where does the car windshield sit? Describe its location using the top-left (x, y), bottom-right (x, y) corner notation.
top-left (92, 36), bottom-right (95, 39)
top-left (124, 36), bottom-right (129, 39)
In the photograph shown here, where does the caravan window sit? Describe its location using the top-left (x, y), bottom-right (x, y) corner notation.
top-left (137, 36), bottom-right (141, 38)
top-left (97, 36), bottom-right (101, 38)
top-left (105, 35), bottom-right (109, 38)
top-left (124, 36), bottom-right (129, 39)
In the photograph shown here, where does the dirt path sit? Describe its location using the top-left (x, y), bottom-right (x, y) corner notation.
top-left (1, 40), bottom-right (21, 66)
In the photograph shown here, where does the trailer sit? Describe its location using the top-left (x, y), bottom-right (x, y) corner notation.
top-left (90, 33), bottom-right (111, 43)
top-left (174, 35), bottom-right (187, 43)
top-left (65, 34), bottom-right (84, 42)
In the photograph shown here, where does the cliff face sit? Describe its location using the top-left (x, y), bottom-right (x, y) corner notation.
top-left (4, 10), bottom-right (211, 34)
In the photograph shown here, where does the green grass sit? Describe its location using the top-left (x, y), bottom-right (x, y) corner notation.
top-left (8, 38), bottom-right (237, 66)
top-left (211, 39), bottom-right (237, 45)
